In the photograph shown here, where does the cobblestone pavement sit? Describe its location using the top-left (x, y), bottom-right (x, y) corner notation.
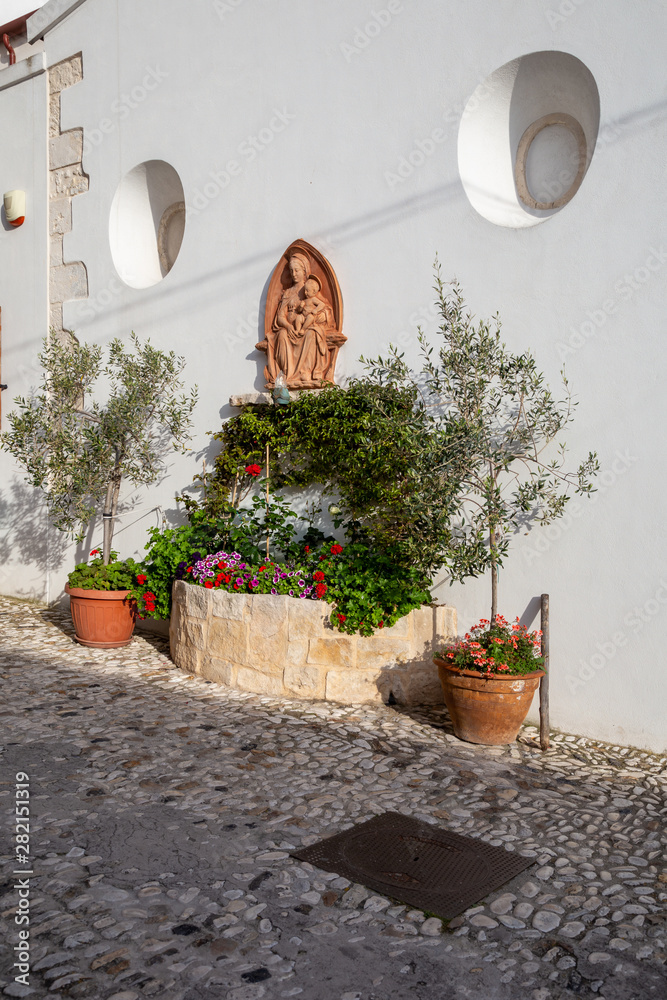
top-left (0, 595), bottom-right (665, 1000)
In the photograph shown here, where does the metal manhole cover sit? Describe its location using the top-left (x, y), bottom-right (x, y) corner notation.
top-left (291, 812), bottom-right (534, 919)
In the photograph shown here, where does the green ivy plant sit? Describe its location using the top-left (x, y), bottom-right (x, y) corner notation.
top-left (188, 376), bottom-right (469, 582)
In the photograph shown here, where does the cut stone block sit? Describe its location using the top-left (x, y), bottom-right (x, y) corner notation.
top-left (50, 163), bottom-right (89, 199)
top-left (235, 666), bottom-right (283, 696)
top-left (49, 129), bottom-right (83, 169)
top-left (378, 664), bottom-right (443, 705)
top-left (249, 593), bottom-right (289, 661)
top-left (284, 663), bottom-right (326, 699)
top-left (435, 604), bottom-right (457, 640)
top-left (326, 668), bottom-right (383, 704)
top-left (184, 585), bottom-right (211, 620)
top-left (377, 615), bottom-right (411, 638)
top-left (288, 599), bottom-right (328, 640)
top-left (171, 638), bottom-right (201, 676)
top-left (48, 55), bottom-right (83, 94)
top-left (181, 617), bottom-right (207, 652)
top-left (203, 656), bottom-right (238, 688)
top-left (49, 197), bottom-right (72, 236)
top-left (207, 617), bottom-right (249, 666)
top-left (285, 639), bottom-right (308, 667)
top-left (49, 261), bottom-right (88, 302)
top-left (356, 637), bottom-right (412, 669)
top-left (50, 234), bottom-right (63, 266)
top-left (211, 589), bottom-right (250, 620)
top-left (308, 637), bottom-right (355, 669)
top-left (49, 92), bottom-right (60, 136)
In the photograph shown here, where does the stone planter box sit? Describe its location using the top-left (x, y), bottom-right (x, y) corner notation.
top-left (170, 580), bottom-right (457, 705)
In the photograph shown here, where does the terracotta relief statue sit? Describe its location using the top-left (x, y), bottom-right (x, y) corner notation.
top-left (256, 239), bottom-right (346, 389)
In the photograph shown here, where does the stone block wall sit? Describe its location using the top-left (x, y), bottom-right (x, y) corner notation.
top-left (170, 581), bottom-right (457, 705)
top-left (48, 54), bottom-right (88, 338)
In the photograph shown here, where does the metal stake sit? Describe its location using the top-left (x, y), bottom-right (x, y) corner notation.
top-left (540, 593), bottom-right (550, 751)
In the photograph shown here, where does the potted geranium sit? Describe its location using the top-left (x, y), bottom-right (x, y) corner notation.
top-left (65, 549), bottom-right (150, 648)
top-left (1, 333), bottom-right (196, 647)
top-left (434, 616), bottom-right (544, 744)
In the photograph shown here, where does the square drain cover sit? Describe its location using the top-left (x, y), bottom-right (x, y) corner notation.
top-left (291, 812), bottom-right (533, 919)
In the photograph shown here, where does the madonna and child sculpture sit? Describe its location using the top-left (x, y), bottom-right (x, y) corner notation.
top-left (256, 239), bottom-right (346, 389)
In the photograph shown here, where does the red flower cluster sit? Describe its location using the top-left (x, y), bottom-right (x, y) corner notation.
top-left (315, 582), bottom-right (327, 599)
top-left (337, 613), bottom-right (347, 623)
top-left (143, 591), bottom-right (156, 615)
top-left (136, 574), bottom-right (147, 585)
top-left (330, 544), bottom-right (343, 555)
top-left (90, 548), bottom-right (100, 556)
top-left (440, 615), bottom-right (544, 677)
top-left (245, 464), bottom-right (262, 477)
top-left (313, 570), bottom-right (325, 582)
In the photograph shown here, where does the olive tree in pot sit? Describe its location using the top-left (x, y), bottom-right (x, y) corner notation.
top-left (1, 333), bottom-right (197, 647)
top-left (365, 261), bottom-right (598, 743)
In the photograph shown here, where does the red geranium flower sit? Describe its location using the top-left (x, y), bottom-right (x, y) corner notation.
top-left (330, 544), bottom-right (343, 555)
top-left (315, 582), bottom-right (327, 598)
top-left (313, 570), bottom-right (325, 582)
top-left (136, 574), bottom-right (147, 585)
top-left (304, 545), bottom-right (310, 553)
top-left (378, 621), bottom-right (384, 628)
top-left (90, 548), bottom-right (100, 556)
top-left (204, 581), bottom-right (214, 589)
top-left (144, 592), bottom-right (156, 601)
top-left (337, 613), bottom-right (346, 623)
top-left (218, 561), bottom-right (227, 569)
top-left (245, 464), bottom-right (261, 477)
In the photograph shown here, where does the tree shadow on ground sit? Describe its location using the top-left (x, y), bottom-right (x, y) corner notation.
top-left (39, 602), bottom-right (172, 658)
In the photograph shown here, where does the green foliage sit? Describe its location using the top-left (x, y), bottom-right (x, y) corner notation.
top-left (1, 333), bottom-right (197, 564)
top-left (193, 376), bottom-right (468, 581)
top-left (438, 616), bottom-right (544, 677)
top-left (140, 511), bottom-right (225, 619)
top-left (307, 541), bottom-right (432, 636)
top-left (67, 550), bottom-right (146, 598)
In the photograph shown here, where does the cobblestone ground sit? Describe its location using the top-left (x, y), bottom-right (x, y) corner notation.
top-left (0, 595), bottom-right (665, 1000)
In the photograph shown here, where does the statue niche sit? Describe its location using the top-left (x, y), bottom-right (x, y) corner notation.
top-left (256, 239), bottom-right (346, 389)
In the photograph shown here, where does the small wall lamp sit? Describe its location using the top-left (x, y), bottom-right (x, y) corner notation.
top-left (4, 190), bottom-right (25, 227)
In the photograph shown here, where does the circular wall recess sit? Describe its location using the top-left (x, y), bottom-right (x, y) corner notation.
top-left (109, 160), bottom-right (186, 288)
top-left (457, 51), bottom-right (600, 228)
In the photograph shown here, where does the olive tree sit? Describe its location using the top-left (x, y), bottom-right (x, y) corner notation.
top-left (1, 333), bottom-right (197, 563)
top-left (364, 261), bottom-right (599, 621)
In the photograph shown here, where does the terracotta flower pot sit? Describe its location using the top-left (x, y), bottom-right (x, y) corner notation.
top-left (434, 656), bottom-right (545, 745)
top-left (65, 583), bottom-right (137, 648)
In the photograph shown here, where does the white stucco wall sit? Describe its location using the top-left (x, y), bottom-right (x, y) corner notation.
top-left (0, 59), bottom-right (50, 600)
top-left (1, 0), bottom-right (665, 750)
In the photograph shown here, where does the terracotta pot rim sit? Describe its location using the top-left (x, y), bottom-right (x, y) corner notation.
top-left (434, 655), bottom-right (545, 681)
top-left (65, 583), bottom-right (134, 601)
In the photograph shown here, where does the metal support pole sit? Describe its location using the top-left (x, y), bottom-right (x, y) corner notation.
top-left (540, 593), bottom-right (550, 751)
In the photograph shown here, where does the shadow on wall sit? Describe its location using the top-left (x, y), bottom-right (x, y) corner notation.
top-left (375, 621), bottom-right (451, 707)
top-left (0, 479), bottom-right (69, 597)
